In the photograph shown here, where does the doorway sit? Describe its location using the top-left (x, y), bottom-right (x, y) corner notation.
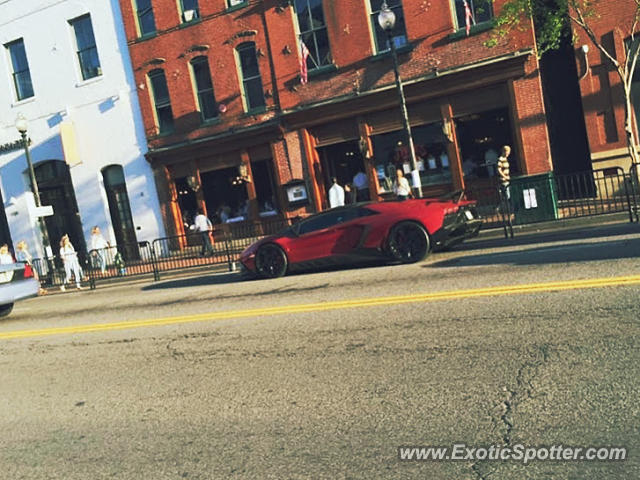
top-left (35, 160), bottom-right (85, 256)
top-left (317, 141), bottom-right (366, 193)
top-left (102, 165), bottom-right (138, 260)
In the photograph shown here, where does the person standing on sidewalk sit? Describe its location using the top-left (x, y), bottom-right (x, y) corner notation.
top-left (59, 234), bottom-right (84, 291)
top-left (497, 145), bottom-right (514, 238)
top-left (89, 226), bottom-right (109, 274)
top-left (328, 178), bottom-right (345, 208)
top-left (193, 209), bottom-right (214, 256)
top-left (16, 240), bottom-right (47, 295)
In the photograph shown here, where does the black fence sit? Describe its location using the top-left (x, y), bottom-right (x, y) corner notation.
top-left (466, 167), bottom-right (639, 231)
top-left (28, 168), bottom-right (639, 290)
top-left (27, 217), bottom-right (291, 289)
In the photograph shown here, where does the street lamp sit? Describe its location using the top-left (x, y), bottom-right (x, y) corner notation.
top-left (15, 113), bottom-right (52, 263)
top-left (378, 1), bottom-right (422, 198)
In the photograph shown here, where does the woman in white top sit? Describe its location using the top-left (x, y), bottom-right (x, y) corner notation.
top-left (0, 244), bottom-right (13, 264)
top-left (393, 169), bottom-right (413, 201)
top-left (90, 226), bottom-right (109, 274)
top-left (59, 234), bottom-right (84, 291)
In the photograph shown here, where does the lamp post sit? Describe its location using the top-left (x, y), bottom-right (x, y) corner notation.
top-left (15, 113), bottom-right (52, 263)
top-left (378, 1), bottom-right (422, 198)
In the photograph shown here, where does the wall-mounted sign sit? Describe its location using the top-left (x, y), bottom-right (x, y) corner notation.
top-left (283, 179), bottom-right (309, 207)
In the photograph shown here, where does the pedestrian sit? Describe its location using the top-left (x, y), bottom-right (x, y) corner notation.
top-left (89, 226), bottom-right (109, 274)
top-left (0, 244), bottom-right (13, 264)
top-left (352, 169), bottom-right (369, 202)
top-left (393, 169), bottom-right (413, 201)
top-left (497, 145), bottom-right (514, 238)
top-left (59, 234), bottom-right (84, 291)
top-left (328, 177), bottom-right (345, 208)
top-left (15, 240), bottom-right (47, 295)
top-left (192, 209), bottom-right (214, 256)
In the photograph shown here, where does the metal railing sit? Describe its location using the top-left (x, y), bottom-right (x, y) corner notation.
top-left (465, 167), bottom-right (639, 231)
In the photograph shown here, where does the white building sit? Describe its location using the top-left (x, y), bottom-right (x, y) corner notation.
top-left (0, 0), bottom-right (164, 260)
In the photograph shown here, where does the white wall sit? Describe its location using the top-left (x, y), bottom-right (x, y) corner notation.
top-left (0, 0), bottom-right (164, 258)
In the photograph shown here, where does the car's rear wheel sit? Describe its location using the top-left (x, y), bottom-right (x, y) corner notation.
top-left (0, 303), bottom-right (14, 318)
top-left (255, 244), bottom-right (288, 278)
top-left (387, 221), bottom-right (430, 263)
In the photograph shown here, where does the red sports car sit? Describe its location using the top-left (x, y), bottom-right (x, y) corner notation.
top-left (239, 196), bottom-right (482, 278)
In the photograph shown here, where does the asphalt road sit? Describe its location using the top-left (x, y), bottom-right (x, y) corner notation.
top-left (1, 223), bottom-right (639, 479)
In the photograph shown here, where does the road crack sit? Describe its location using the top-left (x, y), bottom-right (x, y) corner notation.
top-left (471, 343), bottom-right (553, 480)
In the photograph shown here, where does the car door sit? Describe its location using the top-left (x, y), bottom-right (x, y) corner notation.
top-left (289, 211), bottom-right (346, 263)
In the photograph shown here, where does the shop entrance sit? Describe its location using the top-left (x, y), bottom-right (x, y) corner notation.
top-left (201, 166), bottom-right (249, 223)
top-left (317, 141), bottom-right (366, 199)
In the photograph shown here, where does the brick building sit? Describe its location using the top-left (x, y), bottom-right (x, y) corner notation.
top-left (571, 0), bottom-right (639, 170)
top-left (118, 0), bottom-right (553, 235)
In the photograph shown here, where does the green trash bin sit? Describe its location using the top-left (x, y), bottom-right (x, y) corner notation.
top-left (509, 172), bottom-right (559, 224)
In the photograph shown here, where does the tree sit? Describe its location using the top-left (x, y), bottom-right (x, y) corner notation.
top-left (491, 0), bottom-right (640, 165)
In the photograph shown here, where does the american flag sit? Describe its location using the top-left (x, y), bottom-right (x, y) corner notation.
top-left (299, 40), bottom-right (310, 85)
top-left (464, 0), bottom-right (475, 36)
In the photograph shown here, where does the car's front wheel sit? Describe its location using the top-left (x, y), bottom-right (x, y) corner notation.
top-left (0, 303), bottom-right (14, 318)
top-left (255, 244), bottom-right (288, 278)
top-left (387, 221), bottom-right (430, 263)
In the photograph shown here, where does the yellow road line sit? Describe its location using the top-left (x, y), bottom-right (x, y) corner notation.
top-left (2, 274), bottom-right (639, 340)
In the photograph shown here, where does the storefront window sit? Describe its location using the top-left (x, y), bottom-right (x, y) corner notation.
top-left (454, 107), bottom-right (517, 181)
top-left (201, 167), bottom-right (249, 224)
top-left (372, 123), bottom-right (451, 192)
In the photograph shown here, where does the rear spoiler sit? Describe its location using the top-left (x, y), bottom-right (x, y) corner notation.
top-left (437, 189), bottom-right (465, 204)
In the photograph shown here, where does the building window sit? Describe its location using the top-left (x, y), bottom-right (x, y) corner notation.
top-left (134, 0), bottom-right (156, 36)
top-left (236, 42), bottom-right (265, 112)
top-left (227, 0), bottom-right (247, 9)
top-left (69, 14), bottom-right (102, 80)
top-left (455, 107), bottom-right (518, 181)
top-left (294, 0), bottom-right (332, 72)
top-left (370, 0), bottom-right (407, 53)
top-left (179, 0), bottom-right (199, 22)
top-left (5, 39), bottom-right (34, 101)
top-left (372, 124), bottom-right (451, 191)
top-left (148, 69), bottom-right (174, 134)
top-left (190, 56), bottom-right (218, 122)
top-left (451, 0), bottom-right (493, 31)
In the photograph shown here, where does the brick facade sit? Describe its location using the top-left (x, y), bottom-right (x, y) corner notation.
top-left (118, 0), bottom-right (553, 233)
top-left (571, 0), bottom-right (639, 168)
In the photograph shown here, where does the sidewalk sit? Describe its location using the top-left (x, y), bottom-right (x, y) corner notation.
top-left (464, 212), bottom-right (639, 251)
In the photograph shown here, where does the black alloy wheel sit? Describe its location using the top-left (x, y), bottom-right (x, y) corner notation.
top-left (387, 221), bottom-right (430, 263)
top-left (255, 244), bottom-right (288, 278)
top-left (0, 303), bottom-right (14, 318)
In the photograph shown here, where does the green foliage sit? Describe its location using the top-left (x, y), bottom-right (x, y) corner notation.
top-left (489, 0), bottom-right (576, 55)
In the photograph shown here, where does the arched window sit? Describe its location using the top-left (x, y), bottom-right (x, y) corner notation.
top-left (236, 42), bottom-right (265, 112)
top-left (34, 160), bottom-right (85, 255)
top-left (148, 69), bottom-right (174, 134)
top-left (190, 56), bottom-right (218, 122)
top-left (102, 165), bottom-right (137, 254)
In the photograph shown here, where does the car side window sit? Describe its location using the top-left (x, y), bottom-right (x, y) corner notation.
top-left (297, 211), bottom-right (343, 235)
top-left (297, 207), bottom-right (376, 235)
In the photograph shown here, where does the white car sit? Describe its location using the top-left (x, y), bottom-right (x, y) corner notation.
top-left (0, 262), bottom-right (40, 317)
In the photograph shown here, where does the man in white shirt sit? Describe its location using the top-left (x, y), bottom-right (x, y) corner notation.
top-left (192, 209), bottom-right (214, 256)
top-left (328, 178), bottom-right (345, 208)
top-left (352, 170), bottom-right (369, 202)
